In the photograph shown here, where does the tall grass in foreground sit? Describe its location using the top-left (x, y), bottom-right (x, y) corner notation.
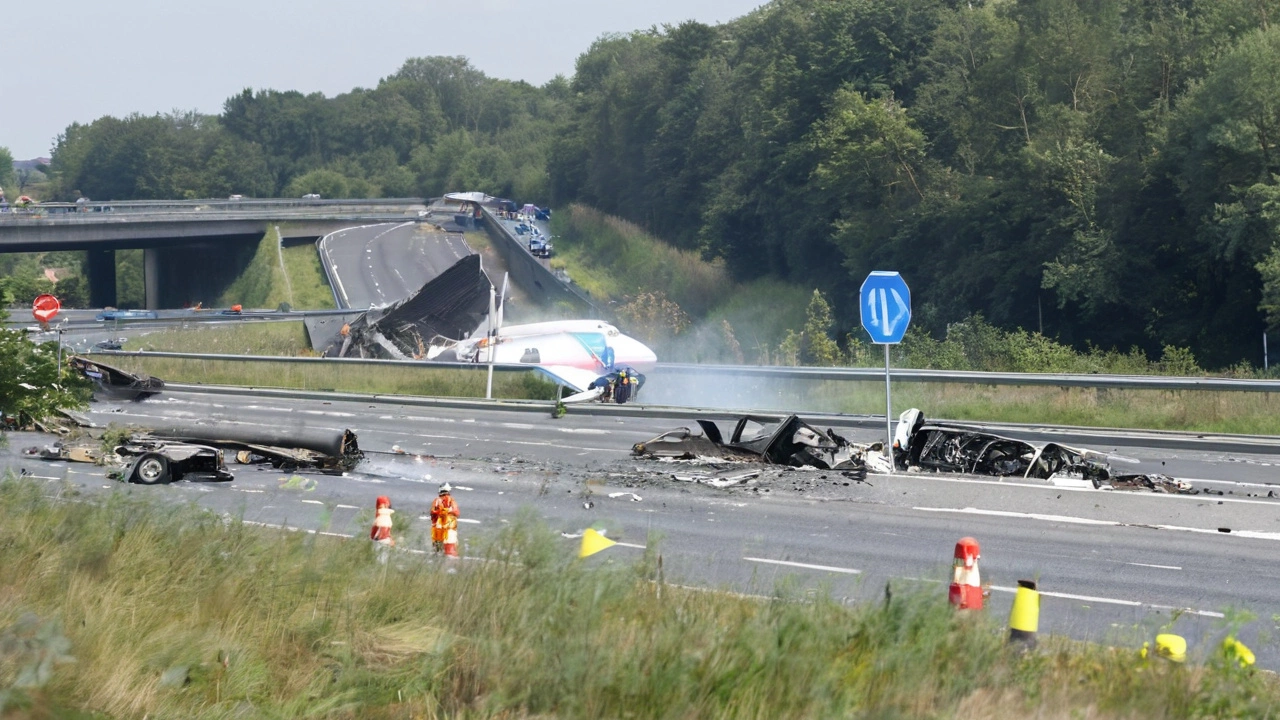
top-left (0, 479), bottom-right (1273, 718)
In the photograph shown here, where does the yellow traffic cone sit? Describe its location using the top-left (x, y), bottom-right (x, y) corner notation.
top-left (1223, 637), bottom-right (1255, 667)
top-left (1008, 579), bottom-right (1039, 649)
top-left (579, 528), bottom-right (617, 558)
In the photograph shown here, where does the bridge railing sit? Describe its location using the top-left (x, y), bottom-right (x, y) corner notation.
top-left (0, 198), bottom-right (429, 221)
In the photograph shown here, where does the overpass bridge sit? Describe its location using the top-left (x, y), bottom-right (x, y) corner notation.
top-left (0, 198), bottom-right (428, 308)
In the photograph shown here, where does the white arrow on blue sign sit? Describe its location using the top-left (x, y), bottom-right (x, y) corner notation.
top-left (860, 271), bottom-right (912, 344)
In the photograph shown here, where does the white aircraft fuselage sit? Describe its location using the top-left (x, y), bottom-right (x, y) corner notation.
top-left (459, 320), bottom-right (656, 373)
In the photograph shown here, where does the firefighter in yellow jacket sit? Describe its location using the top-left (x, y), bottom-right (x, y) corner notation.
top-left (431, 484), bottom-right (460, 556)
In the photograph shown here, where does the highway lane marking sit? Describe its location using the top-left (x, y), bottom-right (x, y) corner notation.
top-left (987, 585), bottom-right (1223, 618)
top-left (914, 506), bottom-right (1280, 541)
top-left (1127, 562), bottom-right (1181, 570)
top-left (743, 557), bottom-right (862, 575)
top-left (905, 474), bottom-right (1280, 507)
top-left (458, 518), bottom-right (481, 524)
top-left (336, 504), bottom-right (360, 510)
top-left (301, 500), bottom-right (324, 505)
top-left (989, 585), bottom-right (1139, 607)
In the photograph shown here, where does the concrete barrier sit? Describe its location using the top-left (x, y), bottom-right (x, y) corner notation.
top-left (478, 207), bottom-right (598, 314)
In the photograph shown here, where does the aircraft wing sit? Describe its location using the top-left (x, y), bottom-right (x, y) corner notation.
top-left (533, 365), bottom-right (605, 403)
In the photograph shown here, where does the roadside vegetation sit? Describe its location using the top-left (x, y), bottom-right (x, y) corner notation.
top-left (0, 479), bottom-right (1272, 718)
top-left (218, 227), bottom-right (336, 310)
top-left (124, 321), bottom-right (314, 356)
top-left (0, 306), bottom-right (90, 427)
top-left (106, 354), bottom-right (558, 402)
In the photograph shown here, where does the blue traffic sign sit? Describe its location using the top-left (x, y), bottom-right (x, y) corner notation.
top-left (860, 271), bottom-right (912, 344)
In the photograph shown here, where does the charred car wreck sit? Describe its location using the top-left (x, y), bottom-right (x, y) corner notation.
top-left (633, 409), bottom-right (1194, 493)
top-left (632, 415), bottom-right (883, 478)
top-left (890, 409), bottom-right (1193, 492)
top-left (27, 424), bottom-right (363, 484)
top-left (29, 437), bottom-right (233, 485)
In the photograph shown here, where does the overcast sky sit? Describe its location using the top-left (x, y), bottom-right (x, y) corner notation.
top-left (2, 0), bottom-right (763, 160)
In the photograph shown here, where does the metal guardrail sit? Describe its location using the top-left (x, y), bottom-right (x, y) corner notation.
top-left (85, 350), bottom-right (1280, 393)
top-left (657, 362), bottom-right (1280, 392)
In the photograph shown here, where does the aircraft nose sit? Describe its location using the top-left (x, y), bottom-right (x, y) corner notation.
top-left (616, 334), bottom-right (657, 371)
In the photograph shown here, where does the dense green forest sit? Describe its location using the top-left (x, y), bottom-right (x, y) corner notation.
top-left (22, 0), bottom-right (1280, 367)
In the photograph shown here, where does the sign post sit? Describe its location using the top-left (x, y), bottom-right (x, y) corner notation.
top-left (859, 272), bottom-right (911, 467)
top-left (32, 294), bottom-right (62, 377)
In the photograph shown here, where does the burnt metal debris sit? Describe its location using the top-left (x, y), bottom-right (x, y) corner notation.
top-left (28, 438), bottom-right (234, 485)
top-left (632, 415), bottom-right (881, 477)
top-left (633, 409), bottom-right (1196, 494)
top-left (69, 355), bottom-right (165, 400)
top-left (26, 424), bottom-right (364, 482)
top-left (891, 409), bottom-right (1194, 492)
top-left (144, 422), bottom-right (364, 474)
top-left (318, 254), bottom-right (491, 359)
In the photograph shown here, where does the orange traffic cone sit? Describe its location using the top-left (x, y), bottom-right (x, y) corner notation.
top-left (948, 537), bottom-right (983, 610)
top-left (370, 495), bottom-right (394, 547)
top-left (443, 528), bottom-right (459, 557)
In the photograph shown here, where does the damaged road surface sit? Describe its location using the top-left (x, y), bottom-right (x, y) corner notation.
top-left (26, 423), bottom-right (363, 484)
top-left (634, 410), bottom-right (1195, 494)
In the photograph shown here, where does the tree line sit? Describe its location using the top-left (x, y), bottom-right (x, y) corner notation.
top-left (25, 0), bottom-right (1280, 368)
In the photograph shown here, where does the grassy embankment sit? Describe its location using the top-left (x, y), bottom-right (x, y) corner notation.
top-left (119, 322), bottom-right (558, 401)
top-left (217, 226), bottom-right (337, 310)
top-left (0, 477), bottom-right (1271, 718)
top-left (549, 203), bottom-right (813, 362)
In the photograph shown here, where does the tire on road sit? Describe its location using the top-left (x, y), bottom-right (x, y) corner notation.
top-left (130, 453), bottom-right (171, 485)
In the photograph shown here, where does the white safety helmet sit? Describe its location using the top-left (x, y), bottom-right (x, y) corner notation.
top-left (439, 483), bottom-right (452, 494)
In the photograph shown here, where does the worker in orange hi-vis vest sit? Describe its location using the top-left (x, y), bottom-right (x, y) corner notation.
top-left (431, 484), bottom-right (460, 556)
top-left (370, 496), bottom-right (395, 547)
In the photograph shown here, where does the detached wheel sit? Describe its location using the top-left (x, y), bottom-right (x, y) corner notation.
top-left (131, 453), bottom-right (171, 485)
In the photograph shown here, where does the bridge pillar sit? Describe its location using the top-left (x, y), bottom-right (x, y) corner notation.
top-left (87, 249), bottom-right (117, 308)
top-left (144, 248), bottom-right (160, 310)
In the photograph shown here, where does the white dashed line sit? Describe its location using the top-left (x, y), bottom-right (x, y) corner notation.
top-left (743, 557), bottom-right (862, 575)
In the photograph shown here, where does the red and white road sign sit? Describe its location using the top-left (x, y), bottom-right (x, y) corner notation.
top-left (32, 294), bottom-right (61, 324)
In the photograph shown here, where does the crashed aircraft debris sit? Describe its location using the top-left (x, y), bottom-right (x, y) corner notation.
top-left (316, 254), bottom-right (491, 359)
top-left (633, 409), bottom-right (1196, 494)
top-left (70, 355), bottom-right (165, 400)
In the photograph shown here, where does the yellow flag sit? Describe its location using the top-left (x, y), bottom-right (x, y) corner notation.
top-left (579, 528), bottom-right (617, 558)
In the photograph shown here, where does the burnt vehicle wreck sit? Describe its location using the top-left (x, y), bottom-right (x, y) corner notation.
top-left (26, 423), bottom-right (364, 482)
top-left (891, 409), bottom-right (1194, 492)
top-left (29, 437), bottom-right (234, 485)
top-left (632, 415), bottom-right (882, 474)
top-left (69, 355), bottom-right (165, 400)
top-left (144, 422), bottom-right (364, 473)
top-left (633, 409), bottom-right (1194, 494)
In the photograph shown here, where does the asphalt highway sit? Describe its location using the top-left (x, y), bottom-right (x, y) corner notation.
top-left (317, 222), bottom-right (474, 309)
top-left (6, 389), bottom-right (1280, 667)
